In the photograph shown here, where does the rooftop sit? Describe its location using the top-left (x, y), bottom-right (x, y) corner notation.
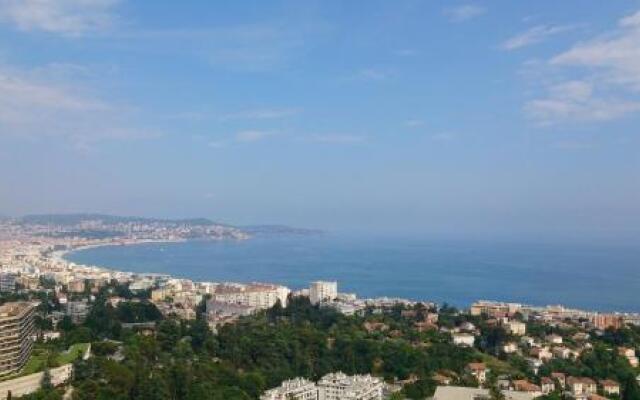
top-left (0, 301), bottom-right (34, 318)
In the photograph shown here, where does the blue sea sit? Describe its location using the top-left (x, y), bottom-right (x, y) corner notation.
top-left (65, 235), bottom-right (640, 312)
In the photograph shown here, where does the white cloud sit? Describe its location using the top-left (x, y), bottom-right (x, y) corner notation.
top-left (356, 68), bottom-right (389, 81)
top-left (207, 140), bottom-right (226, 149)
top-left (524, 10), bottom-right (640, 124)
top-left (0, 0), bottom-right (120, 36)
top-left (431, 132), bottom-right (456, 142)
top-left (502, 25), bottom-right (575, 51)
top-left (235, 130), bottom-right (273, 143)
top-left (525, 80), bottom-right (640, 124)
top-left (550, 11), bottom-right (640, 90)
top-left (552, 140), bottom-right (595, 150)
top-left (0, 64), bottom-right (157, 148)
top-left (444, 5), bottom-right (486, 23)
top-left (395, 48), bottom-right (418, 57)
top-left (404, 119), bottom-right (425, 128)
top-left (219, 108), bottom-right (300, 121)
top-left (309, 134), bottom-right (365, 144)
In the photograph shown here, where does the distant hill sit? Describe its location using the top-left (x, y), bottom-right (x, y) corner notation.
top-left (19, 213), bottom-right (219, 227)
top-left (17, 214), bottom-right (322, 237)
top-left (241, 225), bottom-right (323, 236)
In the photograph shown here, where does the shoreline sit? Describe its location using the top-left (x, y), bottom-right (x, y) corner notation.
top-left (53, 238), bottom-right (188, 263)
top-left (51, 237), bottom-right (640, 315)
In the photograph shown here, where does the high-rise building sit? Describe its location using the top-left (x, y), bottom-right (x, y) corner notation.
top-left (0, 273), bottom-right (16, 293)
top-left (0, 302), bottom-right (36, 377)
top-left (310, 281), bottom-right (338, 305)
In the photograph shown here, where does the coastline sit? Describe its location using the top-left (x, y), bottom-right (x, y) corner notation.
top-left (53, 238), bottom-right (188, 264)
top-left (54, 237), bottom-right (640, 315)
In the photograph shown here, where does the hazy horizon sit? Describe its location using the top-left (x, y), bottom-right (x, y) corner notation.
top-left (1, 1), bottom-right (639, 242)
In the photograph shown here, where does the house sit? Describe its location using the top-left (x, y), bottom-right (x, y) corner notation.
top-left (540, 377), bottom-right (555, 394)
top-left (619, 347), bottom-right (639, 368)
top-left (619, 347), bottom-right (635, 358)
top-left (520, 336), bottom-right (536, 347)
top-left (459, 322), bottom-right (476, 332)
top-left (567, 377), bottom-right (597, 397)
top-left (526, 358), bottom-right (543, 375)
top-left (530, 346), bottom-right (553, 361)
top-left (466, 363), bottom-right (488, 385)
top-left (513, 380), bottom-right (542, 397)
top-left (552, 346), bottom-right (572, 360)
top-left (432, 373), bottom-right (453, 386)
top-left (599, 379), bottom-right (620, 396)
top-left (588, 395), bottom-right (609, 400)
top-left (546, 334), bottom-right (563, 344)
top-left (503, 342), bottom-right (518, 354)
top-left (551, 372), bottom-right (566, 388)
top-left (414, 321), bottom-right (437, 332)
top-left (452, 333), bottom-right (475, 347)
top-left (363, 322), bottom-right (389, 333)
top-left (505, 320), bottom-right (527, 336)
top-left (573, 332), bottom-right (590, 341)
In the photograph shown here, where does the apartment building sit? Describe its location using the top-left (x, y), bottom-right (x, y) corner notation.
top-left (505, 320), bottom-right (527, 336)
top-left (260, 378), bottom-right (318, 400)
top-left (0, 302), bottom-right (36, 377)
top-left (470, 301), bottom-right (522, 318)
top-left (0, 273), bottom-right (16, 292)
top-left (310, 281), bottom-right (338, 305)
top-left (212, 283), bottom-right (290, 310)
top-left (66, 300), bottom-right (90, 324)
top-left (317, 372), bottom-right (383, 400)
top-left (591, 314), bottom-right (624, 330)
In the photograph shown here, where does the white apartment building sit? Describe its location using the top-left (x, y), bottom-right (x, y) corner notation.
top-left (261, 378), bottom-right (318, 400)
top-left (505, 320), bottom-right (527, 336)
top-left (317, 372), bottom-right (383, 400)
top-left (212, 284), bottom-right (290, 309)
top-left (452, 333), bottom-right (475, 347)
top-left (310, 281), bottom-right (338, 305)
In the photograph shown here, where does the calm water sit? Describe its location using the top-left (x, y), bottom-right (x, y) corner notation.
top-left (66, 235), bottom-right (640, 312)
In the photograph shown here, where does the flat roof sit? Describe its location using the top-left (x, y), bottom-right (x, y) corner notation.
top-left (0, 302), bottom-right (34, 318)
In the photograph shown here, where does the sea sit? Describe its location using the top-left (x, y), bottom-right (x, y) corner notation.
top-left (65, 234), bottom-right (640, 313)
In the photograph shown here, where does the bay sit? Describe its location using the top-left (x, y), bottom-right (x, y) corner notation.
top-left (65, 235), bottom-right (640, 312)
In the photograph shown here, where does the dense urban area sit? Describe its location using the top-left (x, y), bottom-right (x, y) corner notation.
top-left (0, 215), bottom-right (639, 400)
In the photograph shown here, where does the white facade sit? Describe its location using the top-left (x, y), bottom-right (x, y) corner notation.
top-left (212, 284), bottom-right (290, 310)
top-left (310, 281), bottom-right (338, 305)
top-left (262, 373), bottom-right (383, 400)
top-left (433, 386), bottom-right (536, 400)
top-left (505, 320), bottom-right (527, 336)
top-left (261, 378), bottom-right (318, 400)
top-left (317, 372), bottom-right (383, 400)
top-left (452, 333), bottom-right (475, 347)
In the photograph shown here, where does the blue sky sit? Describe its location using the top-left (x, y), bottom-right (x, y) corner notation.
top-left (0, 1), bottom-right (639, 240)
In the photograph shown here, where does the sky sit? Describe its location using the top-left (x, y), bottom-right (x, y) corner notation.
top-left (0, 1), bottom-right (639, 241)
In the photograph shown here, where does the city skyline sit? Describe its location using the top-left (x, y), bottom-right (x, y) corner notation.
top-left (1, 1), bottom-right (639, 241)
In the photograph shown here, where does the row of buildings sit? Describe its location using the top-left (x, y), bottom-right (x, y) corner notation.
top-left (260, 372), bottom-right (383, 400)
top-left (470, 300), bottom-right (640, 330)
